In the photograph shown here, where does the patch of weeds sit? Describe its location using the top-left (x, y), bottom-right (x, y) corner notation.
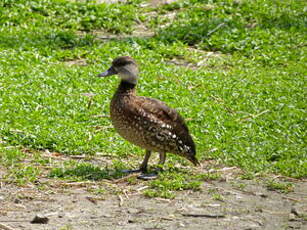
top-left (0, 0), bottom-right (138, 33)
top-left (0, 145), bottom-right (44, 184)
top-left (196, 172), bottom-right (222, 181)
top-left (212, 193), bottom-right (224, 201)
top-left (111, 159), bottom-right (127, 171)
top-left (208, 188), bottom-right (224, 201)
top-left (32, 152), bottom-right (50, 166)
top-left (143, 189), bottom-right (175, 199)
top-left (58, 225), bottom-right (73, 230)
top-left (156, 0), bottom-right (305, 62)
top-left (208, 188), bottom-right (217, 193)
top-left (300, 214), bottom-right (307, 222)
top-left (4, 164), bottom-right (41, 185)
top-left (231, 182), bottom-right (247, 190)
top-left (87, 187), bottom-right (106, 195)
top-left (45, 31), bottom-right (97, 49)
top-left (240, 172), bottom-right (255, 180)
top-left (143, 169), bottom-right (201, 199)
top-left (49, 161), bottom-right (125, 181)
top-left (127, 176), bottom-right (138, 185)
top-left (265, 179), bottom-right (294, 194)
top-left (0, 146), bottom-right (26, 166)
top-left (150, 172), bottom-right (201, 191)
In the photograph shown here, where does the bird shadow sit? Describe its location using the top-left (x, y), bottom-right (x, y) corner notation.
top-left (49, 163), bottom-right (129, 181)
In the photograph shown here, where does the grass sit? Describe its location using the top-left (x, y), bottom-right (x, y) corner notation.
top-left (265, 179), bottom-right (294, 193)
top-left (143, 169), bottom-right (202, 199)
top-left (49, 161), bottom-right (126, 180)
top-left (0, 0), bottom-right (306, 196)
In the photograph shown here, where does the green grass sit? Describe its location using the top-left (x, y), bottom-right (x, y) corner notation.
top-left (143, 169), bottom-right (202, 199)
top-left (0, 146), bottom-right (42, 184)
top-left (265, 179), bottom-right (294, 193)
top-left (49, 160), bottom-right (126, 180)
top-left (0, 0), bottom-right (306, 192)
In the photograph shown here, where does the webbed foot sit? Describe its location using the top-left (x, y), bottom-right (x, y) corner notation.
top-left (121, 169), bottom-right (143, 174)
top-left (137, 172), bottom-right (158, 180)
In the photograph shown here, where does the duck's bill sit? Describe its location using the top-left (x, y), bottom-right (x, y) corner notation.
top-left (98, 67), bottom-right (117, 77)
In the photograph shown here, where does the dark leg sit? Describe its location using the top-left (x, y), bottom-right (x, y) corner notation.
top-left (139, 150), bottom-right (151, 172)
top-left (158, 152), bottom-right (166, 167)
top-left (138, 152), bottom-right (166, 180)
top-left (122, 150), bottom-right (151, 174)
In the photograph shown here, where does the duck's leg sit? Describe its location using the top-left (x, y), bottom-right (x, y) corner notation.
top-left (138, 152), bottom-right (166, 180)
top-left (122, 150), bottom-right (151, 174)
top-left (157, 152), bottom-right (166, 169)
top-left (139, 150), bottom-right (151, 172)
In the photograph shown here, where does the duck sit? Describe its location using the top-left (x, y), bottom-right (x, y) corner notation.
top-left (98, 56), bottom-right (200, 179)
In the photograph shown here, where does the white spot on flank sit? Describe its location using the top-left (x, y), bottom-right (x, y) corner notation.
top-left (162, 123), bottom-right (172, 129)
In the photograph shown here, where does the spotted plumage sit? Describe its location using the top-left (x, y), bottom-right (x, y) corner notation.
top-left (98, 56), bottom-right (199, 178)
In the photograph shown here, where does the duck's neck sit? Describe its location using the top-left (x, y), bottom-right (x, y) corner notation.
top-left (116, 80), bottom-right (136, 95)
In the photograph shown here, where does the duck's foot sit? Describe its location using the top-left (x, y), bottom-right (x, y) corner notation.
top-left (137, 172), bottom-right (158, 180)
top-left (137, 167), bottom-right (163, 180)
top-left (121, 169), bottom-right (143, 174)
top-left (121, 169), bottom-right (158, 180)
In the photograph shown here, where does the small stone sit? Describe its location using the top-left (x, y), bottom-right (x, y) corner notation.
top-left (257, 209), bottom-right (264, 214)
top-left (256, 192), bottom-right (268, 198)
top-left (30, 214), bottom-right (49, 224)
top-left (290, 206), bottom-right (305, 218)
top-left (14, 198), bottom-right (21, 204)
top-left (128, 219), bottom-right (136, 223)
top-left (207, 203), bottom-right (221, 207)
top-left (291, 207), bottom-right (299, 216)
top-left (127, 208), bottom-right (140, 214)
top-left (86, 196), bottom-right (98, 205)
top-left (288, 213), bottom-right (296, 221)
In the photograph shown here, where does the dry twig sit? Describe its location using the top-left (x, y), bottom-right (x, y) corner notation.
top-left (118, 195), bottom-right (124, 207)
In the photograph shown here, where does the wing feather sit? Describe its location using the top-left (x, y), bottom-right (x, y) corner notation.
top-left (134, 96), bottom-right (195, 153)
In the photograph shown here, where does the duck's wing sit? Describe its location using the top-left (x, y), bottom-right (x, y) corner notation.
top-left (134, 96), bottom-right (195, 151)
top-left (135, 97), bottom-right (187, 129)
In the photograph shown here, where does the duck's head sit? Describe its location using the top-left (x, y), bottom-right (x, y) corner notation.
top-left (98, 56), bottom-right (139, 84)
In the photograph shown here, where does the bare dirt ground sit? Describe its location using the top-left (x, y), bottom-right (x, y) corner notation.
top-left (0, 165), bottom-right (306, 230)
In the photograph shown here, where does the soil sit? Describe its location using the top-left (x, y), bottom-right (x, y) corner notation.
top-left (0, 167), bottom-right (306, 230)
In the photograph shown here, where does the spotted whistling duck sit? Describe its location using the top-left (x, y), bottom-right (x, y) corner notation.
top-left (98, 56), bottom-right (199, 179)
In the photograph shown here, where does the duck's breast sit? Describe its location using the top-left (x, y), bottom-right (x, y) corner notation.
top-left (110, 95), bottom-right (149, 148)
